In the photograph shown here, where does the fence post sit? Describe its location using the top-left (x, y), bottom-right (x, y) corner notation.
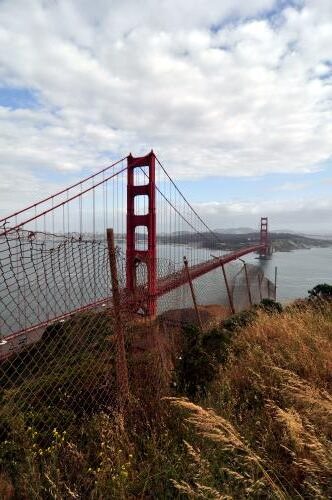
top-left (221, 263), bottom-right (235, 314)
top-left (257, 272), bottom-right (263, 301)
top-left (274, 266), bottom-right (278, 301)
top-left (240, 259), bottom-right (252, 307)
top-left (183, 256), bottom-right (203, 332)
top-left (107, 228), bottom-right (129, 409)
top-left (211, 254), bottom-right (235, 315)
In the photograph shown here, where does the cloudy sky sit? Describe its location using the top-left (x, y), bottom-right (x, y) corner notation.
top-left (0, 0), bottom-right (331, 232)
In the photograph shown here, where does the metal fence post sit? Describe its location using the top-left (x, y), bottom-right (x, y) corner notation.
top-left (183, 256), bottom-right (203, 332)
top-left (274, 266), bottom-right (278, 301)
top-left (221, 263), bottom-right (235, 314)
top-left (107, 228), bottom-right (129, 409)
top-left (258, 271), bottom-right (263, 301)
top-left (240, 259), bottom-right (252, 307)
top-left (211, 254), bottom-right (235, 315)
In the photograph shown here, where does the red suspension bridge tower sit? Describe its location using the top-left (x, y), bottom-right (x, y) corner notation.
top-left (259, 217), bottom-right (271, 258)
top-left (126, 151), bottom-right (157, 316)
top-left (126, 152), bottom-right (272, 316)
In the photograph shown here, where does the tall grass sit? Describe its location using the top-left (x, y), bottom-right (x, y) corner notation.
top-left (1, 302), bottom-right (331, 498)
top-left (200, 303), bottom-right (332, 498)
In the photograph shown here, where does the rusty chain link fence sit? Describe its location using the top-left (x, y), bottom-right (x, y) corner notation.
top-left (1, 228), bottom-right (275, 448)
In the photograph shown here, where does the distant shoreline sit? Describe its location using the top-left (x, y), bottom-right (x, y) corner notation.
top-left (158, 231), bottom-right (332, 253)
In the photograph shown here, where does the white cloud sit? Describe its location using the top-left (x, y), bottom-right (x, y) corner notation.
top-left (0, 0), bottom-right (331, 214)
top-left (194, 197), bottom-right (332, 232)
top-left (272, 181), bottom-right (311, 191)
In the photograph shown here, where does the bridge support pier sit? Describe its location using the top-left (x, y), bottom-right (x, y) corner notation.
top-left (126, 151), bottom-right (157, 317)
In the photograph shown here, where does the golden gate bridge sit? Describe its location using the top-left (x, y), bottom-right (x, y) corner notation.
top-left (0, 151), bottom-right (271, 360)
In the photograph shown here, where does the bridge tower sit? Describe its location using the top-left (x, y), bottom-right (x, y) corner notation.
top-left (126, 151), bottom-right (157, 316)
top-left (259, 217), bottom-right (270, 258)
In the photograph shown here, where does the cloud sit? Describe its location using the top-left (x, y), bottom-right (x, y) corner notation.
top-left (0, 0), bottom-right (331, 217)
top-left (272, 181), bottom-right (312, 191)
top-left (193, 197), bottom-right (332, 231)
top-left (0, 163), bottom-right (64, 218)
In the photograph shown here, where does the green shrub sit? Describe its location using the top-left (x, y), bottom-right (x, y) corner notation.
top-left (222, 309), bottom-right (257, 332)
top-left (175, 311), bottom-right (254, 397)
top-left (308, 283), bottom-right (332, 300)
top-left (258, 298), bottom-right (283, 314)
top-left (201, 328), bottom-right (232, 364)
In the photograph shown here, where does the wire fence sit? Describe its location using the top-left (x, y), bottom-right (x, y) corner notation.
top-left (0, 228), bottom-right (275, 447)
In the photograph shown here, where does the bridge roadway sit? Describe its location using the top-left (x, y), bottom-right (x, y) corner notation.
top-left (156, 243), bottom-right (265, 296)
top-left (0, 243), bottom-right (265, 361)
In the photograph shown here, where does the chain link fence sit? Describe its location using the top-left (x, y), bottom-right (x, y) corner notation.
top-left (1, 229), bottom-right (275, 448)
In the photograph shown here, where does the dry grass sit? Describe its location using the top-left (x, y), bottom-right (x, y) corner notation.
top-left (0, 474), bottom-right (14, 500)
top-left (231, 306), bottom-right (332, 387)
top-left (1, 302), bottom-right (331, 498)
top-left (200, 303), bottom-right (332, 498)
top-left (168, 397), bottom-right (287, 499)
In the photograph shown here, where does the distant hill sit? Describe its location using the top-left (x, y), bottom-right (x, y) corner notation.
top-left (158, 230), bottom-right (332, 252)
top-left (269, 232), bottom-right (332, 252)
top-left (213, 227), bottom-right (256, 234)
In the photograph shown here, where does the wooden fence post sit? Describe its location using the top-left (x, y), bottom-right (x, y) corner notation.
top-left (183, 256), bottom-right (203, 332)
top-left (107, 228), bottom-right (129, 409)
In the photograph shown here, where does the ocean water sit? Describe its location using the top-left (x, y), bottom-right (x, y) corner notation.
top-left (155, 244), bottom-right (332, 312)
top-left (157, 244), bottom-right (332, 302)
top-left (244, 247), bottom-right (332, 302)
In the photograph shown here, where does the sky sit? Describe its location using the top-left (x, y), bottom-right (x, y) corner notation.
top-left (0, 0), bottom-right (331, 233)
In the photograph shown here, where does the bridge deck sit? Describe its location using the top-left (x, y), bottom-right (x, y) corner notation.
top-left (157, 244), bottom-right (265, 296)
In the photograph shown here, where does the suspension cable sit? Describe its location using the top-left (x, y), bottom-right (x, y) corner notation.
top-left (154, 154), bottom-right (225, 246)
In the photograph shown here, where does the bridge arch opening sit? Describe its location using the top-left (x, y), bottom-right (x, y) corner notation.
top-left (135, 259), bottom-right (148, 287)
top-left (134, 166), bottom-right (150, 186)
top-left (135, 225), bottom-right (148, 251)
top-left (134, 195), bottom-right (149, 216)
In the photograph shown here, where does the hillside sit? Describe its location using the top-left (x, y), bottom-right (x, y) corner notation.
top-left (269, 232), bottom-right (332, 252)
top-left (159, 231), bottom-right (332, 252)
top-left (1, 297), bottom-right (331, 498)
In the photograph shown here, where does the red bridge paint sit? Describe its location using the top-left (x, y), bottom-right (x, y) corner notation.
top-left (260, 217), bottom-right (269, 257)
top-left (126, 151), bottom-right (157, 316)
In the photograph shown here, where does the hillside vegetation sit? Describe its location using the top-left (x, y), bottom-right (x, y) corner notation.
top-left (0, 297), bottom-right (331, 499)
top-left (159, 231), bottom-right (332, 252)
